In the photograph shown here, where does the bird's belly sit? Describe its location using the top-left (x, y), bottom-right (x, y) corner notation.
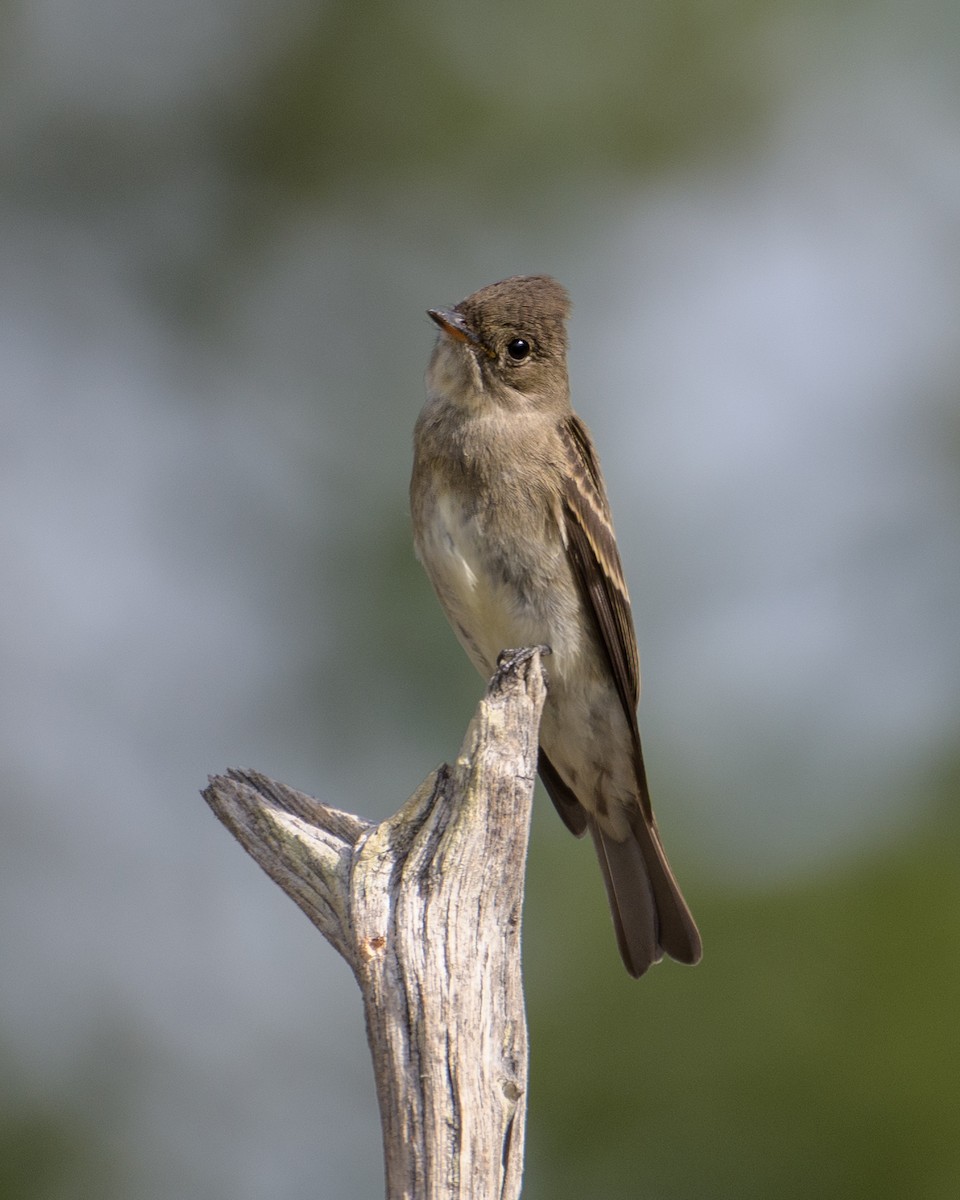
top-left (418, 489), bottom-right (583, 678)
top-left (419, 488), bottom-right (639, 837)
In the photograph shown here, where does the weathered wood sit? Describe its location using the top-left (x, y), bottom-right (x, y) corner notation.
top-left (202, 646), bottom-right (548, 1200)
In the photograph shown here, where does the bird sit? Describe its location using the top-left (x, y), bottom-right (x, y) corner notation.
top-left (410, 274), bottom-right (701, 977)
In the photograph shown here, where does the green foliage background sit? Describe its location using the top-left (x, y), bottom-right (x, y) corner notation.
top-left (525, 789), bottom-right (960, 1198)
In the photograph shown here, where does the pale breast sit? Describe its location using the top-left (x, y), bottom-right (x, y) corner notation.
top-left (416, 485), bottom-right (586, 680)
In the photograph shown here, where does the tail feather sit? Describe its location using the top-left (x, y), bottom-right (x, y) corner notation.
top-left (589, 816), bottom-right (702, 978)
top-left (589, 822), bottom-right (660, 977)
top-left (539, 750), bottom-right (701, 977)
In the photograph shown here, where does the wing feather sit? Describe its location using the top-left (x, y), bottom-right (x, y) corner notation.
top-left (557, 415), bottom-right (655, 820)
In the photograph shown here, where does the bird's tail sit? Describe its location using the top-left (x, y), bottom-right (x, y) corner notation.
top-left (589, 815), bottom-right (702, 978)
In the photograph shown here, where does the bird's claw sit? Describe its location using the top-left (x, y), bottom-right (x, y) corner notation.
top-left (496, 645), bottom-right (552, 675)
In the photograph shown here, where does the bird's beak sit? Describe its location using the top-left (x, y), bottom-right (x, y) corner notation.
top-left (427, 308), bottom-right (494, 357)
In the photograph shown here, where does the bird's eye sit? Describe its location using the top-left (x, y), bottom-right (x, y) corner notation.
top-left (506, 338), bottom-right (531, 362)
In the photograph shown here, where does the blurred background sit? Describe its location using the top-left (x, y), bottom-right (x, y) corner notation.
top-left (2, 0), bottom-right (959, 1196)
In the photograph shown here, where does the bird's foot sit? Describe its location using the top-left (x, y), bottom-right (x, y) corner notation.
top-left (496, 645), bottom-right (552, 675)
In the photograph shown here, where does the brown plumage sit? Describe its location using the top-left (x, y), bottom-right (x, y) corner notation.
top-left (411, 274), bottom-right (701, 977)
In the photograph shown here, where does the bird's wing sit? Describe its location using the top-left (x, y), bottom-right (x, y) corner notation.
top-left (557, 414), bottom-right (653, 821)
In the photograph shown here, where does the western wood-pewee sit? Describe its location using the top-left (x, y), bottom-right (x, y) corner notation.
top-left (411, 274), bottom-right (701, 978)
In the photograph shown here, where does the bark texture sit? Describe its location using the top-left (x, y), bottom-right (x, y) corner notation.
top-left (202, 646), bottom-right (548, 1200)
